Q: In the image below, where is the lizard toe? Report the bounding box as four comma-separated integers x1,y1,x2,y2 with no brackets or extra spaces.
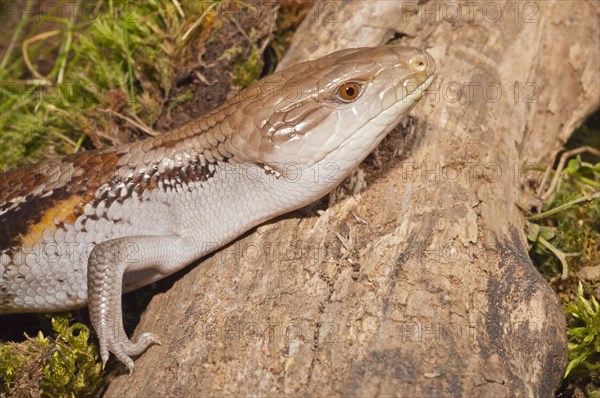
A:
123,332,162,357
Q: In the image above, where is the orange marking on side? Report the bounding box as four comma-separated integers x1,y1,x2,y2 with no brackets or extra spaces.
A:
20,195,83,247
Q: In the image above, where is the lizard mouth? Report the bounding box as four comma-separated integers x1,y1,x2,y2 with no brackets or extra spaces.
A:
392,74,435,113
386,73,434,117
409,74,435,101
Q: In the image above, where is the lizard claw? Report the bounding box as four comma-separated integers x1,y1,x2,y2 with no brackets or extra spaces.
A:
99,332,161,372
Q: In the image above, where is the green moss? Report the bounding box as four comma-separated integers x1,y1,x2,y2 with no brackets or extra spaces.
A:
0,0,218,169
525,114,600,395
0,315,102,397
564,282,600,378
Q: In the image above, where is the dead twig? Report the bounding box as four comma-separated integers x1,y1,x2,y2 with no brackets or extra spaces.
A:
21,30,61,82
538,146,600,206
99,108,159,137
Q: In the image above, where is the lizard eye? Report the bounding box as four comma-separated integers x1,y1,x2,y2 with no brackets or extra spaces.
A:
336,82,362,102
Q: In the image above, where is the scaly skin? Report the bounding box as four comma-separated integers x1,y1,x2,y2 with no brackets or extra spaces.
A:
0,45,435,371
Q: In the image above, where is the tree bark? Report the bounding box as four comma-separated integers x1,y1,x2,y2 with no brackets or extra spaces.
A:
105,1,599,396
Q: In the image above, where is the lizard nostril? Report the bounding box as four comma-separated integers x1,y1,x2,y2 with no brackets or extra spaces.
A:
410,55,428,72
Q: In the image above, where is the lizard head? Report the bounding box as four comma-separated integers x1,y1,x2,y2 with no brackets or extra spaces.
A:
226,45,435,177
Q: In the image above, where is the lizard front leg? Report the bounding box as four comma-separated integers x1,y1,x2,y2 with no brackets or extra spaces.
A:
87,235,187,372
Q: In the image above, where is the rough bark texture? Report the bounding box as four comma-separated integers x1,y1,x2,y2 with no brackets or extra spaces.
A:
105,1,599,396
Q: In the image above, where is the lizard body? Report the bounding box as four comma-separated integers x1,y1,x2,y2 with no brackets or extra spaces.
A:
0,45,435,370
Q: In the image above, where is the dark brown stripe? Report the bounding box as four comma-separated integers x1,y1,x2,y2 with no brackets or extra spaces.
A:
1,149,123,253
0,187,74,253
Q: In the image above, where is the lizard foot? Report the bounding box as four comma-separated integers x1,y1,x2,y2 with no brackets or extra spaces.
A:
87,235,181,371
